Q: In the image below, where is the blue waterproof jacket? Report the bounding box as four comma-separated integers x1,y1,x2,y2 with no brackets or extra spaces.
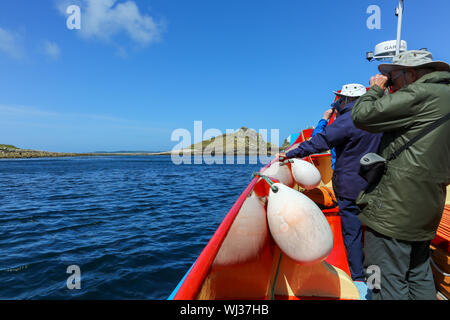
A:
312,119,336,170
286,101,382,200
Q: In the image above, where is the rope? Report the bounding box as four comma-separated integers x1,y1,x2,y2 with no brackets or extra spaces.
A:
300,130,319,178
270,252,283,300
302,130,330,188
252,172,279,193
279,159,293,166
288,130,330,189
300,130,306,144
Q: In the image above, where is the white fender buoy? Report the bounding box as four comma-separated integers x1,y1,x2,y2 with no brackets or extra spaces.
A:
262,161,294,188
290,159,321,190
267,183,333,264
214,194,268,266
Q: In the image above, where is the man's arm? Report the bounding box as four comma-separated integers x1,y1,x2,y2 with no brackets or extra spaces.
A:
286,118,347,159
312,119,328,136
352,85,421,133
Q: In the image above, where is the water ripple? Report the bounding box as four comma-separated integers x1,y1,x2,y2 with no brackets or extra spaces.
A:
0,156,262,299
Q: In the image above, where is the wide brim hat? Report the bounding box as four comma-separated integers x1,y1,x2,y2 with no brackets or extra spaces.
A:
378,50,450,74
333,83,367,98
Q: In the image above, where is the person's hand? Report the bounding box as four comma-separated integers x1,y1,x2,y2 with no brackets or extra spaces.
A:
323,109,334,121
370,74,389,90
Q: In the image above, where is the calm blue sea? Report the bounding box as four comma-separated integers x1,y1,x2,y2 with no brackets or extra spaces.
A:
0,156,263,299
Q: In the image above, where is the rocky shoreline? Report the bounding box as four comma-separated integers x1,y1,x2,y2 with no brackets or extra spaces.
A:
0,150,277,159
0,149,105,159
0,148,276,159
0,145,161,159
1,127,281,159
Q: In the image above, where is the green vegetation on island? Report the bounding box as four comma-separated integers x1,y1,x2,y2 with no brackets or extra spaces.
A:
184,127,279,155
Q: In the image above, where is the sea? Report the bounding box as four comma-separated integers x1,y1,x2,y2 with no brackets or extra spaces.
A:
0,156,265,299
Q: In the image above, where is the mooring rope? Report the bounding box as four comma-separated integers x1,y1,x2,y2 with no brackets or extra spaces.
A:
252,172,278,193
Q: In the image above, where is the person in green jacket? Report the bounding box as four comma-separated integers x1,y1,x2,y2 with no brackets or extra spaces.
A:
351,50,450,300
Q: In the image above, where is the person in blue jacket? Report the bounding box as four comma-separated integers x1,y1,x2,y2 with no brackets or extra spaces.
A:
311,107,338,171
277,84,382,281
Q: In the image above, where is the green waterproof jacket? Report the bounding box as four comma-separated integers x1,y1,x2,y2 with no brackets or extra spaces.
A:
351,71,450,241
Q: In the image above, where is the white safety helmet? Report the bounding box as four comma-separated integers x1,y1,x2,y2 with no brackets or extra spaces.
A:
333,83,366,98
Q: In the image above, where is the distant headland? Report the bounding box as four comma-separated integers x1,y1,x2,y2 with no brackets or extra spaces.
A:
0,144,163,159
0,144,100,159
1,127,288,159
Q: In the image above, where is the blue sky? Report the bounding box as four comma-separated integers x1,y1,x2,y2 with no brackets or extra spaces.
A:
0,0,449,152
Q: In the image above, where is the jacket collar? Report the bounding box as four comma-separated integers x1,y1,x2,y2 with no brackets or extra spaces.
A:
415,71,450,84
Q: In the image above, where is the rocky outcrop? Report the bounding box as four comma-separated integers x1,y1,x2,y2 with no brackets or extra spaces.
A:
176,127,279,155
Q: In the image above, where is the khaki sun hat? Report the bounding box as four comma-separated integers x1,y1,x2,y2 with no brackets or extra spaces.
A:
378,50,450,75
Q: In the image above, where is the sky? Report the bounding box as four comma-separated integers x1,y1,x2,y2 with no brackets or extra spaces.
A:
0,0,449,152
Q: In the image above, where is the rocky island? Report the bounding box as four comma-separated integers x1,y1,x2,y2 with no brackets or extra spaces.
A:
155,127,283,156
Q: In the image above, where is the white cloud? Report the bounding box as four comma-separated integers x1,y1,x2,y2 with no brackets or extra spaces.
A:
43,41,61,59
0,27,25,60
58,0,164,49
